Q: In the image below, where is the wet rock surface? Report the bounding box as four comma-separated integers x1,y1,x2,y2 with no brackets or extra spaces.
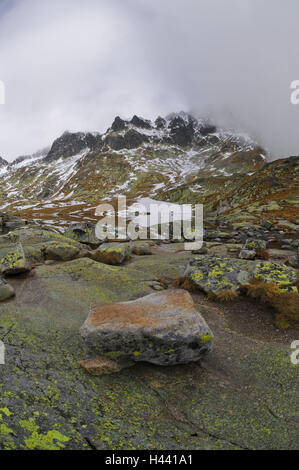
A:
0,198,299,450
0,216,298,449
0,248,298,450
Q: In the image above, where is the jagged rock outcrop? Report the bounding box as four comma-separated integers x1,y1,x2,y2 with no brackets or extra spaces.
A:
104,128,149,150
168,116,195,146
130,115,152,129
0,156,8,167
110,116,127,132
45,131,103,161
155,116,166,129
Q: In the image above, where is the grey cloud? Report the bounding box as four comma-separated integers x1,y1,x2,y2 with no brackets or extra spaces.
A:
0,0,298,160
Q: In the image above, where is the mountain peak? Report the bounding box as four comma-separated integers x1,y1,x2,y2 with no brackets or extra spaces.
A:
0,156,8,167
44,131,103,162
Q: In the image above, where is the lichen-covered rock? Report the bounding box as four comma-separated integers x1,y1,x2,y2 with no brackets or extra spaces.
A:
289,252,299,269
245,239,267,251
290,239,299,249
44,242,80,261
252,262,298,290
0,228,82,249
64,223,98,246
0,212,27,233
0,243,31,275
80,289,213,366
91,243,131,265
239,249,256,260
132,241,152,256
0,228,85,267
184,256,251,295
0,278,15,301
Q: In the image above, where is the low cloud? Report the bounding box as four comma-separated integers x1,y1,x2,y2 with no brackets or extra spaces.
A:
0,0,298,160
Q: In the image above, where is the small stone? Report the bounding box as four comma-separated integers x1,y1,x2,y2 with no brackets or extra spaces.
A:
261,219,272,230
132,241,152,256
239,249,256,260
291,239,299,249
0,278,15,301
191,242,208,255
78,356,134,376
289,253,299,269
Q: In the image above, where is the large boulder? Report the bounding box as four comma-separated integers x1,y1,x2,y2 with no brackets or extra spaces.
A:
239,249,256,260
64,223,98,246
184,255,298,296
80,289,213,366
290,239,299,249
289,252,299,269
184,256,251,295
0,243,31,275
0,227,81,248
91,243,131,265
44,242,80,261
245,239,267,251
0,228,85,266
252,262,298,290
0,212,27,233
0,278,15,301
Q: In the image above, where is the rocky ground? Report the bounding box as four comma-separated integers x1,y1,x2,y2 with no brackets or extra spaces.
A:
0,214,298,450
0,113,298,450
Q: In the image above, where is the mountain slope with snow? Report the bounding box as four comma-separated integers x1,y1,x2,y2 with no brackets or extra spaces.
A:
2,112,296,229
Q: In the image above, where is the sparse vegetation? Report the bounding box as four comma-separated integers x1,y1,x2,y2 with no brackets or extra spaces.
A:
245,279,299,330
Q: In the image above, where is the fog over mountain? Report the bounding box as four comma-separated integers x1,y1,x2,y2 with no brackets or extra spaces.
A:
0,0,299,160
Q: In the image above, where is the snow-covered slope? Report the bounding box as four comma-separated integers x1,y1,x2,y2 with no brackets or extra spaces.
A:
0,113,269,226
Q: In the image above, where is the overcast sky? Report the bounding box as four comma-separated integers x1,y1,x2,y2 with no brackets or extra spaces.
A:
0,0,299,161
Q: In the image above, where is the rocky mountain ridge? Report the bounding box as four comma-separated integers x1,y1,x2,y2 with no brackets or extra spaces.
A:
0,112,273,228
